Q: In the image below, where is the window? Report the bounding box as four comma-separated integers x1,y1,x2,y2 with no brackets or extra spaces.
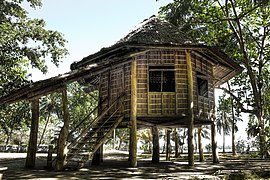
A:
197,72,208,97
149,66,175,92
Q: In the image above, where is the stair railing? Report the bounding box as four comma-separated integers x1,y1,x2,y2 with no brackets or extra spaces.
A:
68,92,126,149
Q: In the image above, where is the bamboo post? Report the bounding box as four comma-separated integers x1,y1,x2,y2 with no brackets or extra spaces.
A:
198,127,204,162
56,88,69,171
152,126,160,163
129,57,137,167
186,50,194,166
25,98,39,168
211,122,219,163
166,129,171,161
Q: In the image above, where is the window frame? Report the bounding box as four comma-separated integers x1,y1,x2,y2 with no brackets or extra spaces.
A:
196,71,209,98
148,66,176,93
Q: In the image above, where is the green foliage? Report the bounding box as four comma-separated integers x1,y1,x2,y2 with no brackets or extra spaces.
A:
0,0,68,96
0,101,30,145
159,0,270,156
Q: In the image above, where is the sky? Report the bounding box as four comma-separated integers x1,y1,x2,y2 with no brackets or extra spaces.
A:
26,0,173,81
25,0,249,148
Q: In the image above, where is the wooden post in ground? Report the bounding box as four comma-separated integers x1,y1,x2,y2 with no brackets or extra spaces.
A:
129,57,137,167
92,131,103,165
198,127,204,162
152,126,160,163
25,98,39,168
186,50,194,166
47,144,54,169
174,129,179,158
211,122,219,163
166,129,171,161
56,88,69,171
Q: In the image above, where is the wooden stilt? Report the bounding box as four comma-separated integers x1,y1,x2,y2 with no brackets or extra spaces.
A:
152,126,160,163
211,122,219,163
56,88,69,171
25,98,39,168
198,127,204,162
129,57,137,167
92,131,103,165
166,129,171,161
186,50,194,166
174,129,179,158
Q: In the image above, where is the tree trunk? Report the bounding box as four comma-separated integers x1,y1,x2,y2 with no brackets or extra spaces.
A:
186,50,194,166
152,126,160,163
56,89,69,171
198,127,204,162
166,129,171,161
25,98,39,168
211,122,219,163
129,57,137,167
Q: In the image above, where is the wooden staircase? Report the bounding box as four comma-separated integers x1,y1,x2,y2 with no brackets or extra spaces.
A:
65,93,126,169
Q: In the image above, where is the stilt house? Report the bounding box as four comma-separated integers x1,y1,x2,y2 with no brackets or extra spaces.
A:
0,16,242,169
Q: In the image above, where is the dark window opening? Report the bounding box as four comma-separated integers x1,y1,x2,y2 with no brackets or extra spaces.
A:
197,72,208,97
149,66,175,92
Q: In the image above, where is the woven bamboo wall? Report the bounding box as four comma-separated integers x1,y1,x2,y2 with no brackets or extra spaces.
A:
99,48,215,122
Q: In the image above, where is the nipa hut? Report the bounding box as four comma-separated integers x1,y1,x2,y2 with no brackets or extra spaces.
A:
0,16,242,170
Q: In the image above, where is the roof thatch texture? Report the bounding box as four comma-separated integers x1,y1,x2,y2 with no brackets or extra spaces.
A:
116,15,193,45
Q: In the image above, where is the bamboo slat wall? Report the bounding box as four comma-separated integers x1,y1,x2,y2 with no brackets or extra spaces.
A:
99,48,215,122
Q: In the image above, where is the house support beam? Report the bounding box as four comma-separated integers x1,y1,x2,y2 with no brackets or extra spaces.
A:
211,122,219,163
25,98,39,168
186,50,195,166
152,126,160,163
92,131,104,165
166,129,171,161
129,57,137,167
198,127,204,162
56,88,70,171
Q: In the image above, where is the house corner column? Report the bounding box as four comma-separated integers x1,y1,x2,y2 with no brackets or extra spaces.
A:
130,57,137,167
186,50,194,166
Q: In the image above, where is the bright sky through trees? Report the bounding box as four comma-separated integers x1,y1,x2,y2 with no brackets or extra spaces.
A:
25,0,173,81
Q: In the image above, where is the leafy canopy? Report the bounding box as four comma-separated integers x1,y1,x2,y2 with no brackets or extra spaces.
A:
0,0,68,95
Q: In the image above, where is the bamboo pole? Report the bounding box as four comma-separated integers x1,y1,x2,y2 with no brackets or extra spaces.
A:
186,50,194,166
198,127,204,162
129,58,137,167
152,126,160,163
25,98,39,168
56,88,69,171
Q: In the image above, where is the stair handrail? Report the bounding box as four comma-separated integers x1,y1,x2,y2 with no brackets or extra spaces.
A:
68,92,126,148
68,97,108,139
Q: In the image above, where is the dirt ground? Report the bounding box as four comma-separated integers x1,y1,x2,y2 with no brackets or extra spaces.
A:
0,151,270,180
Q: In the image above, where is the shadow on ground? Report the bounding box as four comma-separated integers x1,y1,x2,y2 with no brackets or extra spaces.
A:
1,152,270,179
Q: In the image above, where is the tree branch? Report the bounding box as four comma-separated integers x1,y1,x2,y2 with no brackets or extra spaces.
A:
217,86,257,114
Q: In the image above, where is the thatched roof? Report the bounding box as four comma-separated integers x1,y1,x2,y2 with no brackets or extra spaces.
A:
71,15,196,69
117,15,193,45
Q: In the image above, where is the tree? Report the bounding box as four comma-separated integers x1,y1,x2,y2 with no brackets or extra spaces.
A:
216,92,232,153
159,0,270,158
0,0,68,96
